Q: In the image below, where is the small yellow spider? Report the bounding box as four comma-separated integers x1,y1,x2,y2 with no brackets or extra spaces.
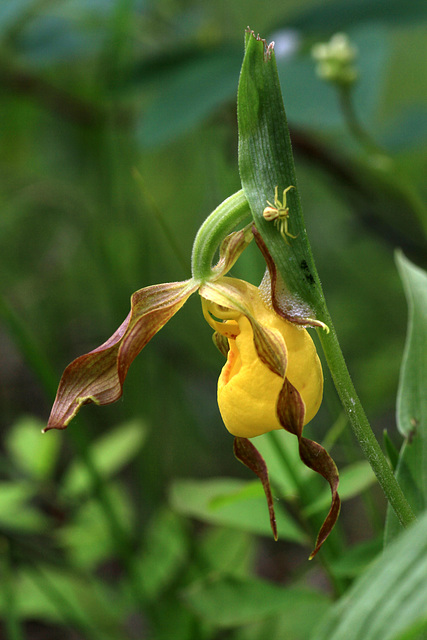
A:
263,185,297,244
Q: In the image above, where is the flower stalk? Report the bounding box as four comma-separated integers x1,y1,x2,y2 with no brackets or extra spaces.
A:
191,189,251,281
317,318,417,529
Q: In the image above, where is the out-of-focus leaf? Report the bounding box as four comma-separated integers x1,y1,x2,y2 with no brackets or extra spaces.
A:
288,0,427,32
183,575,330,629
312,510,427,640
383,430,400,471
395,252,427,440
57,483,134,568
0,0,34,36
16,15,100,65
385,253,427,543
61,419,147,498
304,461,376,516
199,528,254,578
0,481,48,532
246,431,302,498
231,591,331,640
329,538,382,579
169,477,306,543
6,415,60,481
0,565,122,638
381,107,427,151
137,47,242,147
135,508,189,600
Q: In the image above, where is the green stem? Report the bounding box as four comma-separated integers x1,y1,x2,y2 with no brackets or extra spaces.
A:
318,313,417,529
191,189,251,280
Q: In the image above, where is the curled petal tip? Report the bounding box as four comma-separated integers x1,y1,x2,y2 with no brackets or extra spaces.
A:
46,280,197,431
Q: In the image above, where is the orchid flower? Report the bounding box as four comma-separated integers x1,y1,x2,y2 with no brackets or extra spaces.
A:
45,208,339,558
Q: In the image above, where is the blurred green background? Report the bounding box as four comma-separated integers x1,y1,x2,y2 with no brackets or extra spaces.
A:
0,1,426,638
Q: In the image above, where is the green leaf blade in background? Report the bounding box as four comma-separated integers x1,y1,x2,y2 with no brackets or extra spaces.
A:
312,510,427,640
169,477,306,543
395,251,427,440
238,30,326,321
385,252,427,542
136,47,242,147
61,419,147,498
183,574,331,632
6,415,60,481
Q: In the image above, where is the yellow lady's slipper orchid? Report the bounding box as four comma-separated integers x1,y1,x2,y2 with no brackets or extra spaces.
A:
211,282,323,438
45,224,338,559
200,277,323,438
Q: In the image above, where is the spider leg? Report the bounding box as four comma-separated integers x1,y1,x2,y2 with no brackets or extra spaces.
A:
282,185,295,208
283,218,298,240
279,220,291,245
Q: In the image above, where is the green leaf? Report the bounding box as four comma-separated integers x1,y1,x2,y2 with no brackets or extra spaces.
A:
57,483,134,569
253,431,304,498
395,252,427,440
238,30,326,322
0,565,122,638
329,538,383,579
169,477,306,543
312,510,427,640
0,481,48,532
199,528,254,578
183,575,330,629
6,415,60,481
135,508,189,601
137,47,242,147
386,253,427,542
61,419,147,497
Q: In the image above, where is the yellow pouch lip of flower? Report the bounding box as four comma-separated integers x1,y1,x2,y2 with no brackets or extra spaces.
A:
217,301,323,439
218,319,285,438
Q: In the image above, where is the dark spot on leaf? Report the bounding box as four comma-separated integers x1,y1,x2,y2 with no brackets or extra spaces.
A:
300,259,315,285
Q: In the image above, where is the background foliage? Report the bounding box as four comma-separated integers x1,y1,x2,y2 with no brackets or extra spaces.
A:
0,1,426,638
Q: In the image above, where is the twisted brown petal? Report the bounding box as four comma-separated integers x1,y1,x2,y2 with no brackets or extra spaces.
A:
277,378,340,558
45,280,198,431
234,436,277,540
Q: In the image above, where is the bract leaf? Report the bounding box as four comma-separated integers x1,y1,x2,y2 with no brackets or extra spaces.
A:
238,30,327,324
